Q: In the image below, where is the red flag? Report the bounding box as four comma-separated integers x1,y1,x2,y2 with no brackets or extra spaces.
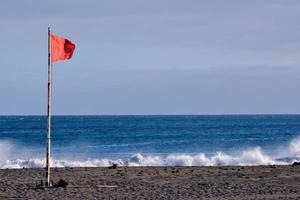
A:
50,34,75,63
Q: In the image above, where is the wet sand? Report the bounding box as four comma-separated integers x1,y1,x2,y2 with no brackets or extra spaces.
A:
1,165,300,199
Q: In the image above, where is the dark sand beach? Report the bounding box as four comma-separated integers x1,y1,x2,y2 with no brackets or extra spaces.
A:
1,165,300,199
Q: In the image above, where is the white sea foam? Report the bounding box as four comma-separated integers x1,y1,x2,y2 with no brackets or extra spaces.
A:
1,137,300,169
2,158,125,169
0,140,13,162
289,136,300,158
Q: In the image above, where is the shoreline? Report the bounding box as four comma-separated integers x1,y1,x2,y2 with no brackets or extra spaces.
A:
1,165,300,199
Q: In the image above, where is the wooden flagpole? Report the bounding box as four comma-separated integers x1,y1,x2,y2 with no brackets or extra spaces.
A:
46,26,52,186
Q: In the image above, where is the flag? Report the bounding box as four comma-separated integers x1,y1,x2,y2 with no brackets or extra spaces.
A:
50,34,76,63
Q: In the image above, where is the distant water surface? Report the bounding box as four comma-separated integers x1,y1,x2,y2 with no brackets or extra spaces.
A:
0,115,300,168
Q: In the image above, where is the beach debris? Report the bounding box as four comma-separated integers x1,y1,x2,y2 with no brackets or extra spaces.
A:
108,163,118,169
35,180,45,189
292,162,300,166
96,185,118,188
53,179,68,188
35,180,54,189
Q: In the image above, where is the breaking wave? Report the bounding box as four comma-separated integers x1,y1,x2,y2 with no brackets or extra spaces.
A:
1,137,300,169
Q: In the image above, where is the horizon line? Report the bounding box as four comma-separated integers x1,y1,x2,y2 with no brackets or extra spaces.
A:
1,114,300,116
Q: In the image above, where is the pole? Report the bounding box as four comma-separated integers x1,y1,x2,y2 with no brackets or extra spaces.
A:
46,26,52,186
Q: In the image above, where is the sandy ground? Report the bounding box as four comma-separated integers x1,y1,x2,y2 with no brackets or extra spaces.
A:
1,165,300,199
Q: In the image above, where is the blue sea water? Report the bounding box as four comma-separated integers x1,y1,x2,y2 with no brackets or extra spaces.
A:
1,115,300,168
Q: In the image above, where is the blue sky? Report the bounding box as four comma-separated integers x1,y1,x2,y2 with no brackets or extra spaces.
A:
1,0,300,114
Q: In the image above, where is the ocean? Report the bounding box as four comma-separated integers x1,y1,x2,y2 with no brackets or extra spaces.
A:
0,115,300,168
